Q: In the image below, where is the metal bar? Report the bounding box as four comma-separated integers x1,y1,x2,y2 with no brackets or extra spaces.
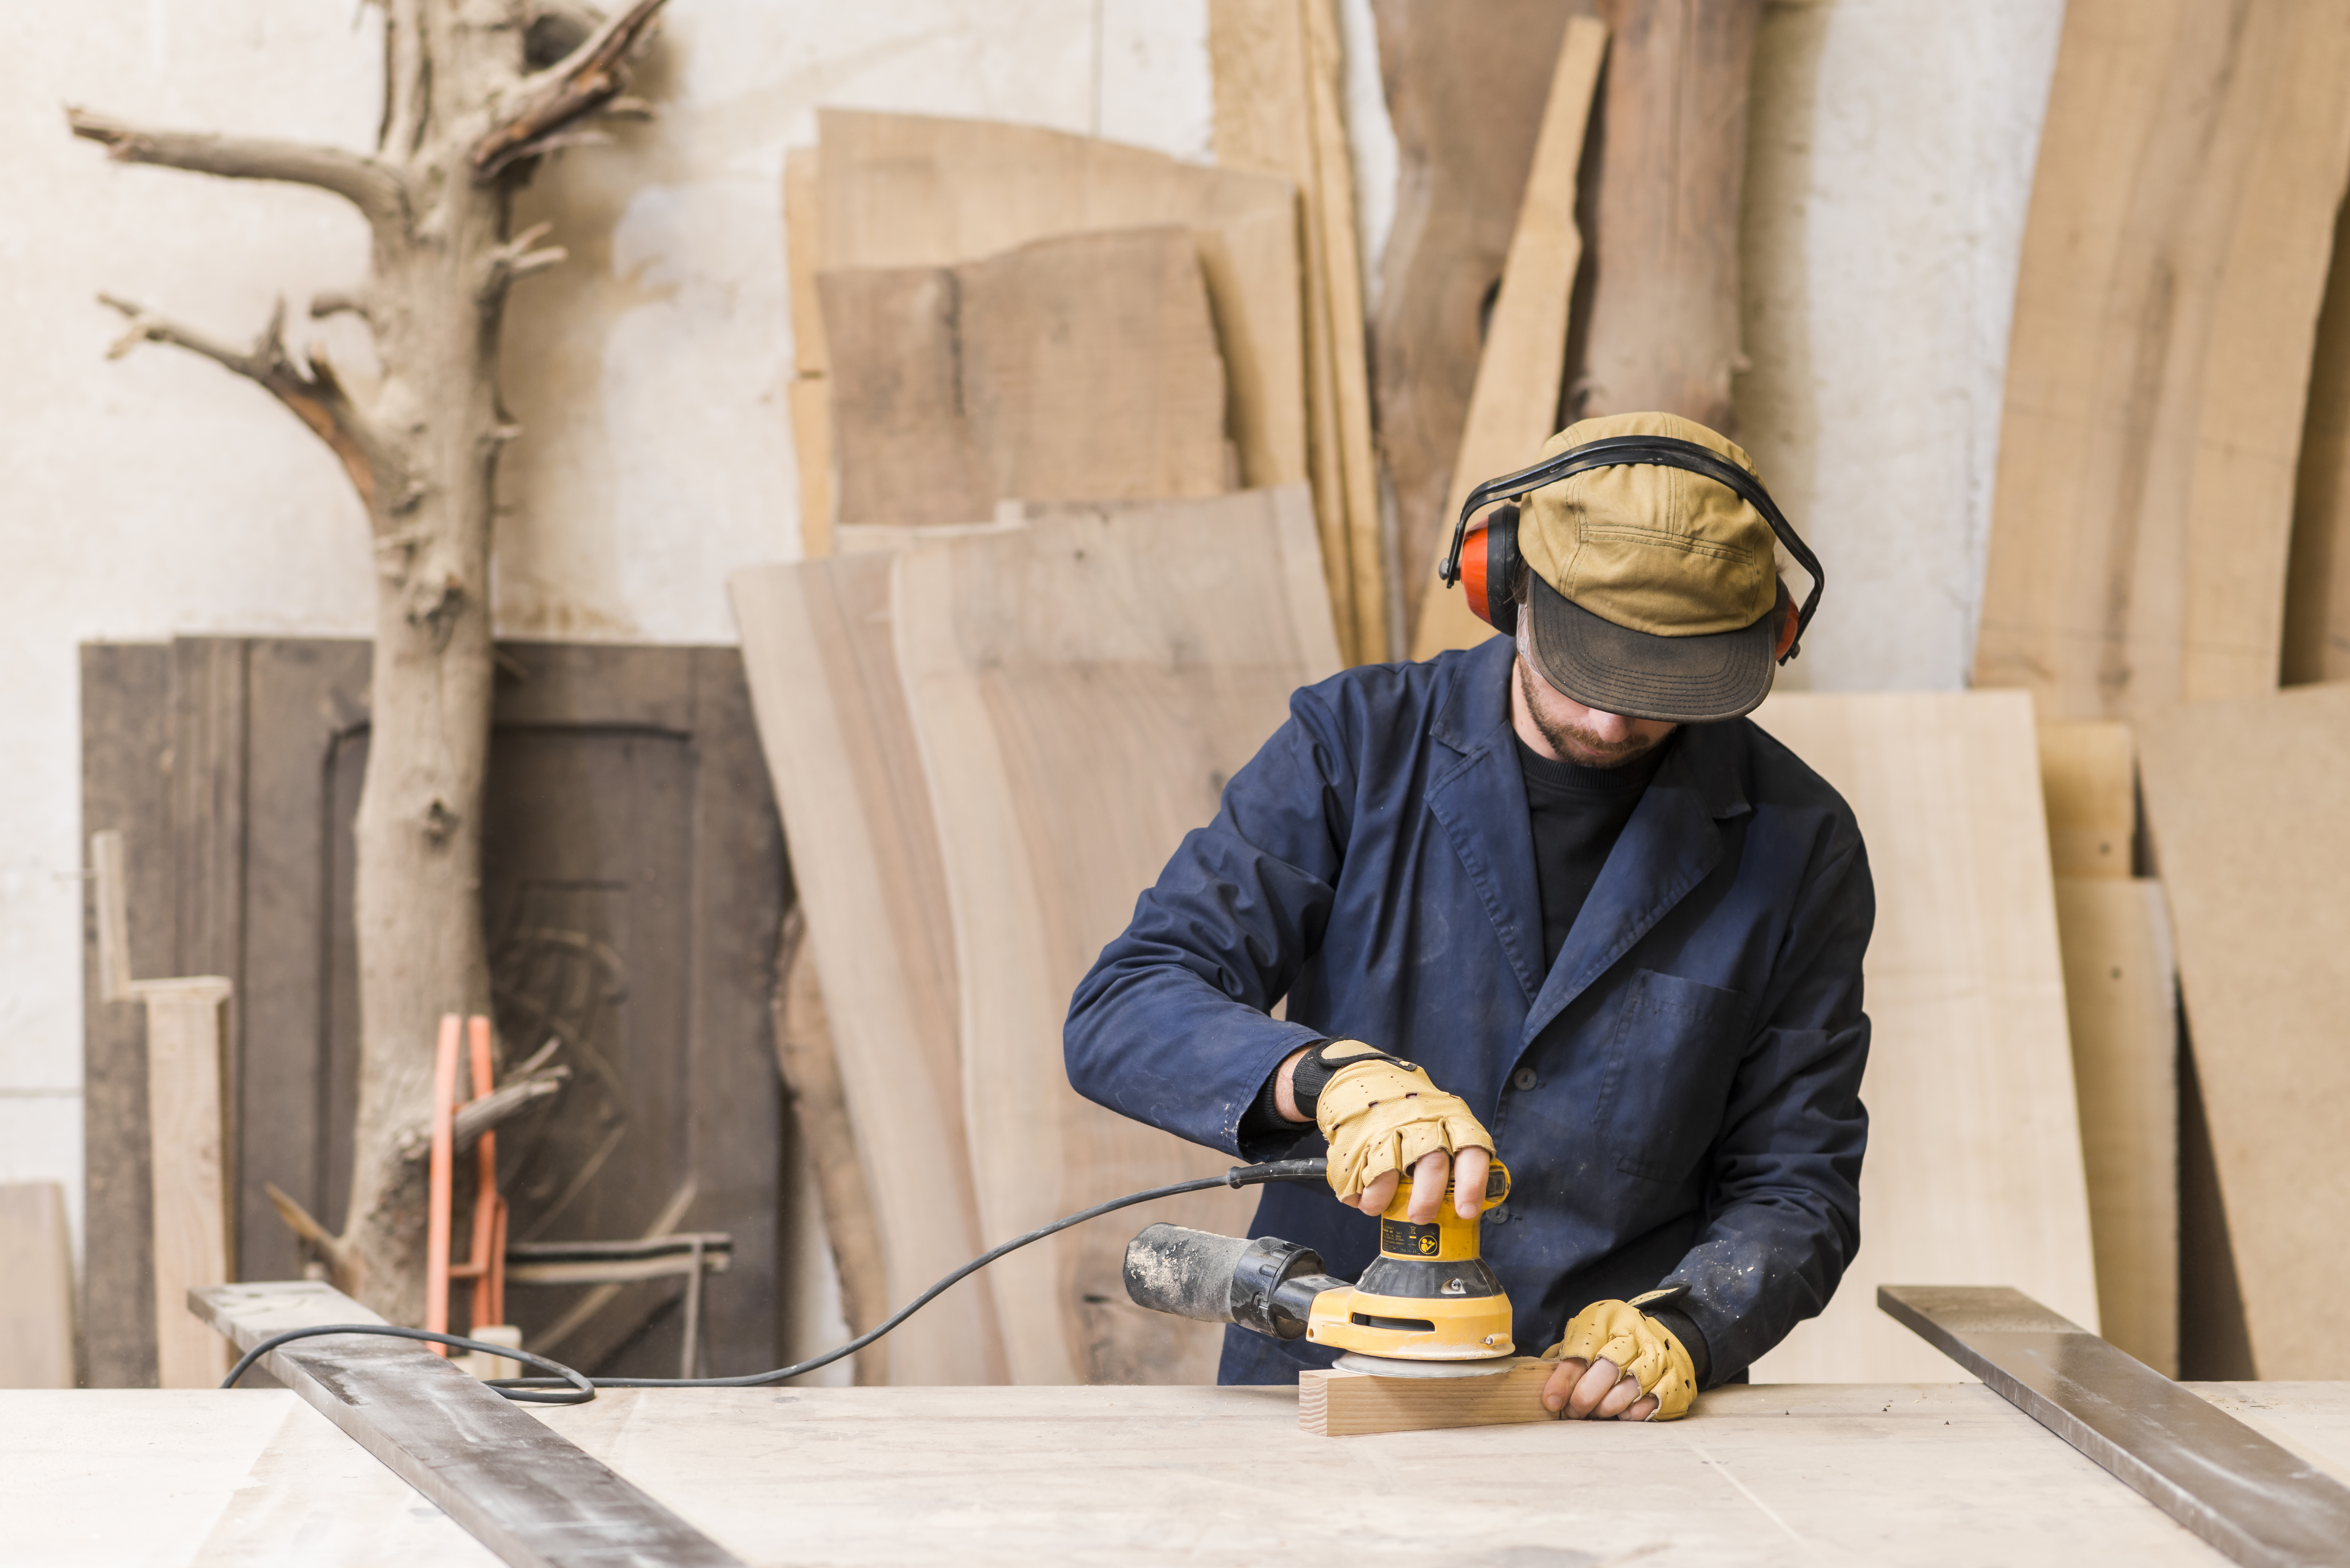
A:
1880,1285,2350,1568
196,1281,742,1568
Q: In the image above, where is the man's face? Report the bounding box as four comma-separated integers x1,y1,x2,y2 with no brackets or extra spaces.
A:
1514,651,1678,769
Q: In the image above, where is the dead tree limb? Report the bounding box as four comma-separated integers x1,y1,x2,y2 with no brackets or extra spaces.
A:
66,108,409,240
472,0,668,180
75,0,670,1327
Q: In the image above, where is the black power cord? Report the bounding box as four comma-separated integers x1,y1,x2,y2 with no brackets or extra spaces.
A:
223,1156,1330,1403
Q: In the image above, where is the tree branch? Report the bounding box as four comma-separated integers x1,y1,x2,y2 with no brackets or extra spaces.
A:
265,1181,352,1270
99,294,393,513
469,0,668,182
67,107,408,239
478,221,569,309
394,1063,572,1163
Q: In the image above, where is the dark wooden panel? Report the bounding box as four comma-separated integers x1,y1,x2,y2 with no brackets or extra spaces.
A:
79,643,171,1387
85,638,791,1383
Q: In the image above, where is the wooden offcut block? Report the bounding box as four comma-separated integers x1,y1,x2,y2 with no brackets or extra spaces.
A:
0,1183,75,1388
1300,1359,1559,1437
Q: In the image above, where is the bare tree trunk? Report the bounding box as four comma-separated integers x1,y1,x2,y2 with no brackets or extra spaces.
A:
73,0,667,1323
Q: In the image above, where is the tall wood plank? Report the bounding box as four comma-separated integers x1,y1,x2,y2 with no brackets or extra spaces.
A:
821,229,1230,529
784,147,835,559
1976,0,2350,718
814,109,1306,516
192,1281,742,1568
139,979,233,1389
1746,691,2100,1383
0,1183,76,1388
1370,0,1582,647
892,487,1339,1384
2138,681,2350,1377
1411,17,1609,659
1569,0,1761,428
80,642,170,1386
2054,878,2178,1377
1209,0,1385,662
2284,190,2350,686
2037,719,2137,878
728,559,1007,1385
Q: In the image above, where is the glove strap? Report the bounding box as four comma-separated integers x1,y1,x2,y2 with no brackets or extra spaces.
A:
1628,1284,1691,1313
1290,1039,1416,1121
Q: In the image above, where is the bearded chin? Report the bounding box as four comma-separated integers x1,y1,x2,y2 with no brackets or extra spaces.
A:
1514,652,1667,768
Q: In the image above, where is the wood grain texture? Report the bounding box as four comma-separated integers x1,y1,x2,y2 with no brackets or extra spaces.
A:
1370,0,1583,648
2138,681,2350,1377
1209,0,1385,662
820,229,1230,528
2054,878,2178,1377
772,908,888,1385
191,1281,742,1568
139,980,233,1390
2285,190,2350,686
0,1183,76,1388
20,1382,2350,1565
728,558,1007,1385
80,641,170,1387
1745,692,2099,1383
2037,719,2137,878
1976,0,2350,718
814,109,1305,502
1569,0,1760,429
1412,16,1609,659
892,487,1339,1384
1299,1359,1558,1436
784,147,835,559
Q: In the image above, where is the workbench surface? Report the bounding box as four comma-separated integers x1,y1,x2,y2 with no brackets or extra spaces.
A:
5,1380,2346,1566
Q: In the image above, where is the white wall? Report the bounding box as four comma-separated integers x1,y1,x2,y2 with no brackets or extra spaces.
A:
0,0,2060,1294
1738,0,2066,691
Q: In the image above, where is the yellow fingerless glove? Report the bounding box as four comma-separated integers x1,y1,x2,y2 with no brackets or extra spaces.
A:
1309,1041,1493,1204
1541,1290,1699,1421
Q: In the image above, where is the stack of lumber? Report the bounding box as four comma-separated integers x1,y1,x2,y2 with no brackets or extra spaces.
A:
733,486,1341,1385
2138,684,2350,1379
1745,692,2100,1384
1975,0,2350,717
1972,0,2350,1382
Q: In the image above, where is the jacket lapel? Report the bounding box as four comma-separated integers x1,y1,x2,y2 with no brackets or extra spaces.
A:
1520,720,1753,1043
1424,639,1546,1003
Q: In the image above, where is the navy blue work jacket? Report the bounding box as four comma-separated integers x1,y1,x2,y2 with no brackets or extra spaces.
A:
1064,634,1872,1385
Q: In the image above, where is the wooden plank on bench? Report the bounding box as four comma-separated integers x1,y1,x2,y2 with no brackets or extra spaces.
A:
190,1281,742,1568
1299,1358,1560,1436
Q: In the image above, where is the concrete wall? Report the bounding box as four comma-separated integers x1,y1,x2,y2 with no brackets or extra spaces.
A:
0,0,2061,1313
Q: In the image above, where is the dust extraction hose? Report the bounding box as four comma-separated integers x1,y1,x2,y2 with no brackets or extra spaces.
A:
222,1157,1330,1404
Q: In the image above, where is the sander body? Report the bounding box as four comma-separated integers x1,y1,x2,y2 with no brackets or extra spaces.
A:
1124,1160,1515,1375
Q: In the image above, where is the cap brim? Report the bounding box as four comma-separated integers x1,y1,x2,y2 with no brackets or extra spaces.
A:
1522,573,1777,723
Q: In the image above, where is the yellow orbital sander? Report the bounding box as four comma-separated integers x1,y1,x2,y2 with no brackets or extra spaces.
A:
1124,1158,1516,1376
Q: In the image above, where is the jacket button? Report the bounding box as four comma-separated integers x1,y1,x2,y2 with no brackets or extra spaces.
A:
1511,1068,1537,1091
1487,1207,1508,1226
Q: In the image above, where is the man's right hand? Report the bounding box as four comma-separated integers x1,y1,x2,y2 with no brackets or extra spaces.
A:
1278,1041,1493,1223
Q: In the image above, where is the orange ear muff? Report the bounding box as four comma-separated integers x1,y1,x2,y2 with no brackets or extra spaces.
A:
1460,504,1524,635
1771,578,1799,663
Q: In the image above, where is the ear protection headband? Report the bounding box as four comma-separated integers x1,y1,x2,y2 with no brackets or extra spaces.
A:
1438,434,1826,662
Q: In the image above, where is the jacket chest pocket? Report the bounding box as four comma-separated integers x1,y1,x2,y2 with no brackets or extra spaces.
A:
1594,969,1755,1185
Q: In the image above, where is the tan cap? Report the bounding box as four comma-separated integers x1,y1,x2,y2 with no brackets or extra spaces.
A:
1517,412,1786,722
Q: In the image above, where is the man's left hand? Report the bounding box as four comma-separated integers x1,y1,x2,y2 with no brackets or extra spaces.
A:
1538,1296,1698,1421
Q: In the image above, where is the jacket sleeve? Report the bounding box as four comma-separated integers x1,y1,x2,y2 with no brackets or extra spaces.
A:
1064,685,1356,1157
1663,821,1873,1383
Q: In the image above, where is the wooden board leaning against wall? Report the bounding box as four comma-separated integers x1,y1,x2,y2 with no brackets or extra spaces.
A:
1744,692,2099,1384
1410,15,1609,660
2038,719,2178,1378
729,559,1008,1387
892,486,1341,1385
1369,0,1583,649
1975,0,2350,718
800,112,1306,534
2138,682,2350,1380
1209,0,1385,661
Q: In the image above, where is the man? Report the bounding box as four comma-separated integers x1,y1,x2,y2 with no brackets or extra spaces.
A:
1065,411,1871,1421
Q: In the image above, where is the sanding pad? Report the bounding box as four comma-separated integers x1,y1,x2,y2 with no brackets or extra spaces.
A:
1333,1351,1518,1380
